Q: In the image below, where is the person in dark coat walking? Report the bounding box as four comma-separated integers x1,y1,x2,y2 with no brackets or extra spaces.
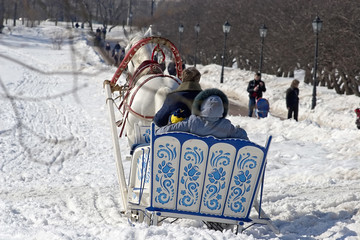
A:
167,60,177,76
167,59,186,76
114,43,121,54
102,27,107,40
153,67,202,127
105,42,111,56
247,72,266,117
119,48,125,62
286,79,300,121
113,52,119,66
95,28,101,45
156,88,248,140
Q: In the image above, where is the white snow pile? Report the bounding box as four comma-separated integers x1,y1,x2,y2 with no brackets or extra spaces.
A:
0,22,359,240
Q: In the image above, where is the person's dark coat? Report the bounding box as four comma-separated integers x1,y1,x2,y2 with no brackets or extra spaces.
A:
167,61,186,76
156,88,248,140
286,87,299,108
114,43,121,53
105,43,111,52
154,91,201,127
119,49,125,62
167,62,176,76
247,79,266,99
154,67,202,127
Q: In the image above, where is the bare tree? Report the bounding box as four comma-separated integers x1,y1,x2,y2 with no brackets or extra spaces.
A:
0,0,5,33
2,0,360,96
145,0,360,96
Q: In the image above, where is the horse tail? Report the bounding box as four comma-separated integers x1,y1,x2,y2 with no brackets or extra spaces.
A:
155,86,173,112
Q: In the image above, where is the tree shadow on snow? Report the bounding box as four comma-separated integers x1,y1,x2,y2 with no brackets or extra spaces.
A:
261,208,359,239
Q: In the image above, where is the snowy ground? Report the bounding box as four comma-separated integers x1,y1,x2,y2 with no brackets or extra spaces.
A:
0,22,360,240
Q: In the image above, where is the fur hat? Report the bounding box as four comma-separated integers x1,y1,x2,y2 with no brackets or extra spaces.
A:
172,67,202,92
182,67,201,83
192,88,229,118
200,95,224,118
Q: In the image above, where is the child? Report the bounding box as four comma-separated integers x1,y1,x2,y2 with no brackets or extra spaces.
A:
156,88,248,140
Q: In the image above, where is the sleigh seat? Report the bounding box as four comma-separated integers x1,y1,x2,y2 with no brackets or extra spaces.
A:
126,123,279,234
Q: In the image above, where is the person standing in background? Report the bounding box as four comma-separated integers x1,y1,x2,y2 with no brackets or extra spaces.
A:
247,72,266,117
286,79,300,121
105,42,111,56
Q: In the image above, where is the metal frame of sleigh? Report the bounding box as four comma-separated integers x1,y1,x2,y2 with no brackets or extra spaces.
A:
103,36,279,234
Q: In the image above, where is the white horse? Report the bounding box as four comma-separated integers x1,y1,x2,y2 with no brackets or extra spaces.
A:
113,32,183,148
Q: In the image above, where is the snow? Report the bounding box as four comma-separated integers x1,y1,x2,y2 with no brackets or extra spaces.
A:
1,22,360,240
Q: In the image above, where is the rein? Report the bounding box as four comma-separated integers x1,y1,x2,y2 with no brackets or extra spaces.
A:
117,60,165,116
109,36,184,138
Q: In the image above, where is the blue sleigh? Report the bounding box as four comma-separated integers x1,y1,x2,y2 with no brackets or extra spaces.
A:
125,124,279,234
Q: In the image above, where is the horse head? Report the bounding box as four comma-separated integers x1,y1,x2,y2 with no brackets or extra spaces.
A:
125,26,155,77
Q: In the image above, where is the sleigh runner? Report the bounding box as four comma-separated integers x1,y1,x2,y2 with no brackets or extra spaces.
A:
103,35,278,234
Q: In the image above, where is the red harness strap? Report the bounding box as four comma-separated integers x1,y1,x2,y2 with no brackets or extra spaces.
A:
151,44,166,62
110,37,184,85
117,60,163,115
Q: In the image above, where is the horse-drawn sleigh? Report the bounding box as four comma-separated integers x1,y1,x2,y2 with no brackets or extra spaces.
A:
103,34,279,234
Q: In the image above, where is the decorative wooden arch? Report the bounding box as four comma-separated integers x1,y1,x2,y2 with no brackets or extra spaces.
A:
110,36,183,84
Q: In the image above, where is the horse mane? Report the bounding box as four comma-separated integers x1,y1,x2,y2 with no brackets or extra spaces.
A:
125,32,154,77
143,25,153,37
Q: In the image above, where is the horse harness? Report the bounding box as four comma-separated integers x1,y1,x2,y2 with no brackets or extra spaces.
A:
116,61,181,137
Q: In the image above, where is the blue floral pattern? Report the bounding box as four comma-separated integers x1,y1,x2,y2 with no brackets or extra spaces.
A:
136,153,150,184
154,143,177,205
183,146,204,165
179,146,204,207
150,132,267,220
227,152,257,213
210,150,231,167
203,149,231,211
143,128,151,143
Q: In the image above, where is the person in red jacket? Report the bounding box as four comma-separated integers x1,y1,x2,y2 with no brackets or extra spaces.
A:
355,108,360,129
247,73,266,117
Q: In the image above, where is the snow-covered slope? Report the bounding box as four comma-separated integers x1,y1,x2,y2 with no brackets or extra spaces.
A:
0,23,359,240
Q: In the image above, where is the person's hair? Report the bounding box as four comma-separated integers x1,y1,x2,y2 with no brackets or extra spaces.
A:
291,79,300,88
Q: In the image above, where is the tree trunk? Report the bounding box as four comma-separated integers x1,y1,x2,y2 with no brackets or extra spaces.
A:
288,71,294,78
0,0,5,33
330,70,343,94
323,67,333,89
339,71,353,95
349,75,360,96
319,68,326,86
13,2,17,26
304,65,312,84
